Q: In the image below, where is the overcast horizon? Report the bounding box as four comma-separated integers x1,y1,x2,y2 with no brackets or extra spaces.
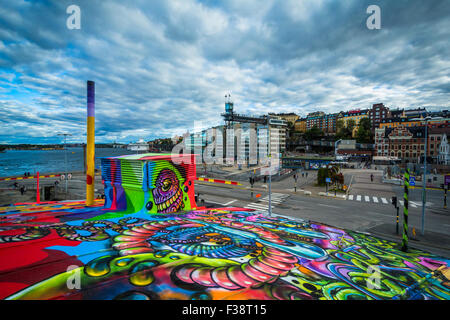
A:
1,0,449,144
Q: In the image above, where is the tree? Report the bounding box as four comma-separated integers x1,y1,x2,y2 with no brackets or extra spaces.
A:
355,118,373,143
304,126,324,141
347,119,356,133
335,119,354,140
357,118,371,143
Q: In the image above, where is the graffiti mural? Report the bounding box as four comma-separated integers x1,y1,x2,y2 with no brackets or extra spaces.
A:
0,153,448,300
100,154,196,215
0,204,449,300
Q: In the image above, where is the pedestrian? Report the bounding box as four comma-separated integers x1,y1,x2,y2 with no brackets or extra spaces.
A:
370,174,374,182
20,185,24,195
264,175,267,183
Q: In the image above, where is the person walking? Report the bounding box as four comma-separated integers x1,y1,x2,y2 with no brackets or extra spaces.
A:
20,185,25,195
370,173,374,182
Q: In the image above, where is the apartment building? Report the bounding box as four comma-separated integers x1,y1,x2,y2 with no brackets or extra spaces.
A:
368,103,390,132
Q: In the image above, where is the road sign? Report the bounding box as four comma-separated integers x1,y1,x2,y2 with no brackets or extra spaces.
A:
326,178,332,183
409,176,415,186
445,175,450,186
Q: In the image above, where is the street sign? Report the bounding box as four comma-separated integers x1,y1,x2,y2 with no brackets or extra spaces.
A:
445,175,450,186
409,176,415,186
326,178,332,183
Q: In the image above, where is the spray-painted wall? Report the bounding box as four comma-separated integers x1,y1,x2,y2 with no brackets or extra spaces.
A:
101,153,197,215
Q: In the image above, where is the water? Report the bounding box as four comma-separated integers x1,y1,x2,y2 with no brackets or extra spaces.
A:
0,148,137,177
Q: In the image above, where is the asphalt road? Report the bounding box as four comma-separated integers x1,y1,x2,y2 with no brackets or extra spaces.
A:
195,180,450,257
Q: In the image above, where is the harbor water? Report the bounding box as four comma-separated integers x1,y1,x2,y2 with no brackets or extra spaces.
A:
0,148,136,177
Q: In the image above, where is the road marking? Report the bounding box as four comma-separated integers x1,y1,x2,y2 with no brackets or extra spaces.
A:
365,196,370,202
245,203,273,210
399,200,404,206
205,199,237,206
204,200,225,205
318,203,340,209
348,195,354,200
356,195,362,201
381,198,388,204
373,196,378,203
368,211,392,217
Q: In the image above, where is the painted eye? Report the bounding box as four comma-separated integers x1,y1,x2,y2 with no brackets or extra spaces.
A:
162,179,171,191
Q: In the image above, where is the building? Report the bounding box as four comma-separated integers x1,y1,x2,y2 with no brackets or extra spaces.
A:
379,117,424,129
337,109,369,137
376,120,450,164
368,103,390,132
306,112,325,130
305,112,338,134
429,109,449,118
294,118,307,133
438,133,449,165
127,139,149,152
402,107,427,119
268,116,287,155
428,122,450,163
269,113,299,126
335,140,374,160
374,126,426,163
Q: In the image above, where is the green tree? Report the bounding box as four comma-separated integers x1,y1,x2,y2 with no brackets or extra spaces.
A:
335,119,354,140
304,126,324,141
347,119,356,133
355,118,373,143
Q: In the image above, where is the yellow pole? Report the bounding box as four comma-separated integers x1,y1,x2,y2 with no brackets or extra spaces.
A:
86,80,95,206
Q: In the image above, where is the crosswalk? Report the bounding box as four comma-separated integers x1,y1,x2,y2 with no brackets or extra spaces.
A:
347,195,432,208
245,193,289,211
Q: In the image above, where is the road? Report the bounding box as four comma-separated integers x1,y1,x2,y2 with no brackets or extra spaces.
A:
195,180,450,257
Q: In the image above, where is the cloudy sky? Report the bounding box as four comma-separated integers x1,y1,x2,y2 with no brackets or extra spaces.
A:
0,0,449,144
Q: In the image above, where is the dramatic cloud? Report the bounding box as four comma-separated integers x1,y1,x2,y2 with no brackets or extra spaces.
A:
0,0,449,144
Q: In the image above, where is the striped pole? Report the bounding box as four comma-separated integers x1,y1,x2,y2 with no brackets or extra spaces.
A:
86,80,95,206
401,169,409,252
195,177,242,185
0,174,61,181
36,171,40,203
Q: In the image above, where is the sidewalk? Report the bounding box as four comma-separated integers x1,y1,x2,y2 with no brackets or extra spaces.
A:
367,223,450,258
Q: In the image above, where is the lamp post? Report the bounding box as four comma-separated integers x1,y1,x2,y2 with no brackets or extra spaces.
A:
57,133,72,195
268,157,272,216
412,116,438,236
421,118,430,235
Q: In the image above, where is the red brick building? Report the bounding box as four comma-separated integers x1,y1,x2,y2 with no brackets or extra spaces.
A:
375,121,450,164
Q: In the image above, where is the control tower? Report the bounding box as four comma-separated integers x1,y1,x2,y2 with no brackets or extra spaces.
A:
221,94,268,128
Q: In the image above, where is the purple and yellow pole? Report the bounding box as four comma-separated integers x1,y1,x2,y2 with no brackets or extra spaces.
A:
86,80,95,206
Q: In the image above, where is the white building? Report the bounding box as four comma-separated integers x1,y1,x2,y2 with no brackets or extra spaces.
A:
438,133,450,165
127,139,149,152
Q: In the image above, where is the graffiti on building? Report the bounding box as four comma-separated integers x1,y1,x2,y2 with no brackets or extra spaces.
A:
100,154,196,215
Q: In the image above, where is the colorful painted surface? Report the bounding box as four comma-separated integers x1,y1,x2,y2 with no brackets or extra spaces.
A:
0,202,448,300
101,153,197,215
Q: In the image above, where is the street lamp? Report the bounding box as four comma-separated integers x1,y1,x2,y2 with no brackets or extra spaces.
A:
411,116,439,236
335,139,342,158
58,133,72,195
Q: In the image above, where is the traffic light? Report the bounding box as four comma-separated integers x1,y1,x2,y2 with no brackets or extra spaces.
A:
391,196,397,207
